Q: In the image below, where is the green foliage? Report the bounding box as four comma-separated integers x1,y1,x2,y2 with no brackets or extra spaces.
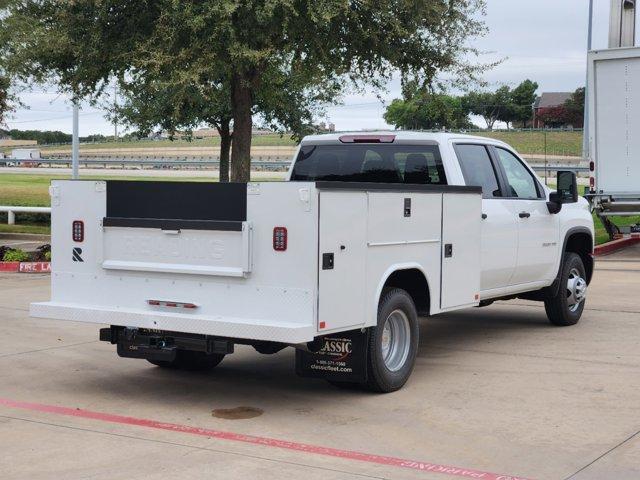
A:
44,250,51,261
2,0,488,181
504,80,538,127
562,87,585,127
463,80,538,129
3,248,29,262
0,74,12,126
384,92,472,130
8,129,71,144
463,86,511,130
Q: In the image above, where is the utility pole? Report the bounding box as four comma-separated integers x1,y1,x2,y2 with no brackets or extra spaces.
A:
72,103,79,180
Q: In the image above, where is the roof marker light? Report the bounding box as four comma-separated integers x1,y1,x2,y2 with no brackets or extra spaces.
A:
339,135,396,144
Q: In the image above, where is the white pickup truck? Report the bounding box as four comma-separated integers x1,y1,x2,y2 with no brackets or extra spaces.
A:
31,132,595,392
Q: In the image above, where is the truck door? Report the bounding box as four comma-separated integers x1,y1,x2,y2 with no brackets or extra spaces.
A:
454,144,519,291
317,191,367,333
492,147,560,284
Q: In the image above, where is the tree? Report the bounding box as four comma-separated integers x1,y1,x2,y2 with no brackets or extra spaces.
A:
537,106,569,128
563,87,585,128
504,79,538,128
3,0,487,181
384,92,472,130
0,75,12,126
463,86,511,130
114,75,235,182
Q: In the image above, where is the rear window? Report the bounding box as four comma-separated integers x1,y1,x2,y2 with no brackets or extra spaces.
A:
290,144,447,185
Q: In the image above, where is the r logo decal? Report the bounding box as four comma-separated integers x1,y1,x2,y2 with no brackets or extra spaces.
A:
72,247,84,262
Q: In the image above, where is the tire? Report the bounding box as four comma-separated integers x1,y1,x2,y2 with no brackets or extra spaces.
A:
148,350,225,371
544,252,588,326
364,288,419,393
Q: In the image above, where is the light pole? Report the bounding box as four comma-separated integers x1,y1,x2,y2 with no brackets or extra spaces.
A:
72,102,79,180
582,0,594,162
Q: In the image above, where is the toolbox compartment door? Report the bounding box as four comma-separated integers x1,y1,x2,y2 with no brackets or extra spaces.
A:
440,192,481,310
317,191,368,332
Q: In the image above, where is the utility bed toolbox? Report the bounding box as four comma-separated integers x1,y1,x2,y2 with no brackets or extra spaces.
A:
31,180,481,344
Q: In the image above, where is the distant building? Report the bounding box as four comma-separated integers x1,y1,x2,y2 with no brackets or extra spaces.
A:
533,92,573,128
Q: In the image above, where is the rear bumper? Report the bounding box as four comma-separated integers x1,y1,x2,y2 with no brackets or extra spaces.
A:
30,301,316,344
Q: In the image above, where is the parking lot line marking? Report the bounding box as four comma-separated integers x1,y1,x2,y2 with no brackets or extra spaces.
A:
0,397,532,480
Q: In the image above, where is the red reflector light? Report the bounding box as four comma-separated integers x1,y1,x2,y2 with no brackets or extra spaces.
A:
339,135,395,144
147,300,198,309
273,227,287,251
590,177,595,192
72,220,84,242
589,161,595,172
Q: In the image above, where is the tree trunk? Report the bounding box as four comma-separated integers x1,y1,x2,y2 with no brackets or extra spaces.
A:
217,120,231,183
230,75,252,182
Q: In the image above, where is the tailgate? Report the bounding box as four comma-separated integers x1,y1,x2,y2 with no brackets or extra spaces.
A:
32,180,319,343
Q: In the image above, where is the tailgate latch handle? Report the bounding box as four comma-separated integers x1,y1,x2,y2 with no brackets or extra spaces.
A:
162,229,181,235
322,253,334,270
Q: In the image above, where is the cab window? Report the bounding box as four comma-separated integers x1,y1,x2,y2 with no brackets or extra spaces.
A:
454,144,502,198
290,144,447,185
495,148,542,199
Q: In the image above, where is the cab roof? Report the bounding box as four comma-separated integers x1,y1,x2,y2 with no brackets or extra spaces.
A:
300,131,510,148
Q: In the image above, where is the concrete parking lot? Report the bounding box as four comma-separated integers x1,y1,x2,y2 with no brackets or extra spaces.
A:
1,246,639,480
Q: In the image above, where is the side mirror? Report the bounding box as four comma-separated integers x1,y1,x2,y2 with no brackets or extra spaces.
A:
547,171,578,214
557,170,579,203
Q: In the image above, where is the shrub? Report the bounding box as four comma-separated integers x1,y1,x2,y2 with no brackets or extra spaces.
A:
3,249,30,262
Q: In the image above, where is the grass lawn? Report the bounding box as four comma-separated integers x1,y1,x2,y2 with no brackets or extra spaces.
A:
4,131,583,158
0,173,228,207
0,223,50,235
33,134,298,153
475,131,583,157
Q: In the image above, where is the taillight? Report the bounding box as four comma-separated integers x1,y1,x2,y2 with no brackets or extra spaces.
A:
273,227,287,251
72,220,84,242
590,177,595,192
589,161,595,172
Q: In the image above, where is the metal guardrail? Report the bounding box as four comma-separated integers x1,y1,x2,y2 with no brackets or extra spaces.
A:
0,157,589,174
0,206,51,225
0,157,292,171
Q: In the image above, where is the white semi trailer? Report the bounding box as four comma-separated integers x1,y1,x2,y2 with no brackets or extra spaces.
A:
588,47,640,235
586,0,640,236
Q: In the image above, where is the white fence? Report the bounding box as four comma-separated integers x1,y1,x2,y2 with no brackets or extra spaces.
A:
0,206,51,225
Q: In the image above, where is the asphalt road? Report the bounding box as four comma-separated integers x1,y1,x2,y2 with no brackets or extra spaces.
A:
1,246,639,480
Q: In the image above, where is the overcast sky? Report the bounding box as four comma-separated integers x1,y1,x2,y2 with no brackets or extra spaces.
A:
4,0,625,135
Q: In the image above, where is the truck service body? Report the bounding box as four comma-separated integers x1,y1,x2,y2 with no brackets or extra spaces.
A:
31,132,595,392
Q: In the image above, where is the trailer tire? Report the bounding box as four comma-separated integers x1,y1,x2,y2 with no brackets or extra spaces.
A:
148,350,225,371
365,288,419,393
545,252,587,326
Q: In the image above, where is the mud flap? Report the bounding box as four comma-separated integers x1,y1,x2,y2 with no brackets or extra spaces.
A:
295,329,369,383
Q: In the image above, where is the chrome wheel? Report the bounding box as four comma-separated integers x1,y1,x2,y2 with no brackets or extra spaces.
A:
380,309,411,372
566,268,587,313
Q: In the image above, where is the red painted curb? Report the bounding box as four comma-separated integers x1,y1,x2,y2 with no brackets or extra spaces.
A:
594,237,640,256
0,262,20,272
0,397,534,480
0,261,50,273
18,262,51,273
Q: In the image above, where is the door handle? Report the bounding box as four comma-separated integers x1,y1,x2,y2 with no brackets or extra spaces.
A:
481,213,488,220
519,212,531,219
